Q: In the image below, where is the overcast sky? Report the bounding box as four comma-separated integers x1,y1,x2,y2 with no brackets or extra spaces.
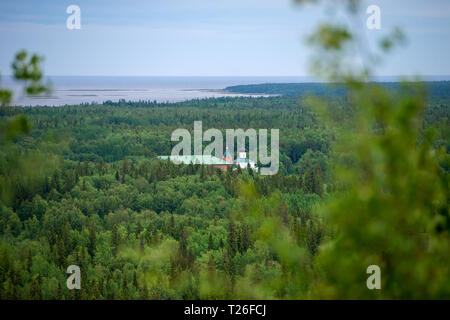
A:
1,0,449,76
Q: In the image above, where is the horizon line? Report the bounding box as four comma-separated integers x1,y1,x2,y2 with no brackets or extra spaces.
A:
3,74,450,78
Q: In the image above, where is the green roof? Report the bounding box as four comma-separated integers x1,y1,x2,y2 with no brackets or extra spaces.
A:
235,158,257,163
158,155,230,165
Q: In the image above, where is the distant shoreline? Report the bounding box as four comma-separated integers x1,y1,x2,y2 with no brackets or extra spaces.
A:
4,78,450,107
223,81,450,97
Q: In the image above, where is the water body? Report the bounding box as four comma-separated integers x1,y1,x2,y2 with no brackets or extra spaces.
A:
3,76,310,107
3,75,449,107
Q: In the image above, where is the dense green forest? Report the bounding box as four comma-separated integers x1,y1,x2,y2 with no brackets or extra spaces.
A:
225,81,450,100
0,88,448,299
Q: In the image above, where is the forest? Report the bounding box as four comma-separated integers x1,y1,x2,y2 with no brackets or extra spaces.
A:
225,81,450,99
0,86,448,299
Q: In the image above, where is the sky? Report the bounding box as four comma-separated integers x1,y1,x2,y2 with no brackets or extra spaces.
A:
0,0,450,77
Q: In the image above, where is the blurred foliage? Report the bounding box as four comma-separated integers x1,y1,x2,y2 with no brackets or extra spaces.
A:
1,50,49,142
0,115,31,145
11,50,48,96
0,87,13,107
0,51,52,215
312,80,449,299
292,0,450,299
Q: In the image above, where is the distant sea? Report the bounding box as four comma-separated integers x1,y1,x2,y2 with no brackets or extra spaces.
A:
3,75,450,107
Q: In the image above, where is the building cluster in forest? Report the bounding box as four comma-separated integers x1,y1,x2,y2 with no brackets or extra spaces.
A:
158,146,258,172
